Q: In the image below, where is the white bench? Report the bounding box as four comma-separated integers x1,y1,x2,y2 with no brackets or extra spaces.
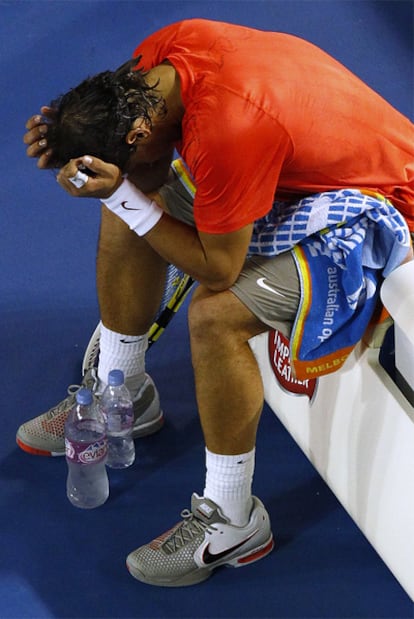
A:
250,261,414,601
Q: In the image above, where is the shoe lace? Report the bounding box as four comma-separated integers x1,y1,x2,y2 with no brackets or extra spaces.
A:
163,509,217,554
44,368,99,420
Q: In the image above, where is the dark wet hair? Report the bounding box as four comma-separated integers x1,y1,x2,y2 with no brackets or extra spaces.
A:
46,57,166,171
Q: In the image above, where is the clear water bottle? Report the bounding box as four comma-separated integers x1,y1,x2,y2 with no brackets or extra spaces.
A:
100,370,135,469
65,388,109,509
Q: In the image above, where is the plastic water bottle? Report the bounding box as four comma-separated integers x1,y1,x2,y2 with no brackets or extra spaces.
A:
100,370,135,469
65,388,109,508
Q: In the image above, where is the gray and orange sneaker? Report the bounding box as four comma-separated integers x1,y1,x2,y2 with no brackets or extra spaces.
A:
126,494,274,587
16,368,163,456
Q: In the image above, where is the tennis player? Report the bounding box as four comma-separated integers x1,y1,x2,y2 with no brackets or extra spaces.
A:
21,19,413,586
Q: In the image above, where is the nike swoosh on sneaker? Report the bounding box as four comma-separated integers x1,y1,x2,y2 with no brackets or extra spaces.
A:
256,277,285,298
121,201,142,211
201,530,258,565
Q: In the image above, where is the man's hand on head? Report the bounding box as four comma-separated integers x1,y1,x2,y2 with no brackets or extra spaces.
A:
23,106,56,169
57,156,124,200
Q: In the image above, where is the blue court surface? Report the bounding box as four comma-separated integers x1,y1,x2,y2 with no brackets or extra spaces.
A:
1,1,413,617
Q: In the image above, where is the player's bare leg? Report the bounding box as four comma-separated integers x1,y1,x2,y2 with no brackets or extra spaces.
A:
125,286,274,585
188,285,267,455
97,205,168,335
16,206,167,456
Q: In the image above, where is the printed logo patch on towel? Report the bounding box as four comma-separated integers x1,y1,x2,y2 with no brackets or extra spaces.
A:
268,329,317,401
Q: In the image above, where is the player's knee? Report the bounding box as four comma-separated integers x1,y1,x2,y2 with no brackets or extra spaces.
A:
188,286,227,341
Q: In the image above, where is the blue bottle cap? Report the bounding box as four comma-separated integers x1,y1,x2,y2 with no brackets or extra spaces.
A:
108,369,125,386
76,388,93,406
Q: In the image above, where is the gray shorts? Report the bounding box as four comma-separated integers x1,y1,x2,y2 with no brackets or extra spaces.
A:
159,178,300,337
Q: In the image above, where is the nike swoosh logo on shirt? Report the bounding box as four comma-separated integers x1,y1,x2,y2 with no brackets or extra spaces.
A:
201,530,258,565
256,277,285,298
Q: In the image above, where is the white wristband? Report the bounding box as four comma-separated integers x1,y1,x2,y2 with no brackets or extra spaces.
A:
101,179,163,236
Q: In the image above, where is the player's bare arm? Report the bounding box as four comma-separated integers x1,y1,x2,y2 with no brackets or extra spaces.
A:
145,218,253,291
58,155,252,291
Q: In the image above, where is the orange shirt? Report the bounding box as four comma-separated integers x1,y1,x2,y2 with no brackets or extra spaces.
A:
133,19,414,234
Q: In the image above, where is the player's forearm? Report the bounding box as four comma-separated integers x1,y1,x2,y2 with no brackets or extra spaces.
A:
144,214,239,291
101,176,249,290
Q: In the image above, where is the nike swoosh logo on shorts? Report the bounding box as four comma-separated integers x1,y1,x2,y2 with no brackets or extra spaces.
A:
201,530,258,565
256,277,285,298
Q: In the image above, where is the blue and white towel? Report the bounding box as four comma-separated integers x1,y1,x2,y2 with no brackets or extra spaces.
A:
249,189,411,378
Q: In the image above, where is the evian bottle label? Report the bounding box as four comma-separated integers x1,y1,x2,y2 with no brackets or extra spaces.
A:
65,438,107,464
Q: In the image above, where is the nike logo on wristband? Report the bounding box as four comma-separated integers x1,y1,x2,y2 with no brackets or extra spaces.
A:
256,277,285,298
201,530,258,565
121,201,142,211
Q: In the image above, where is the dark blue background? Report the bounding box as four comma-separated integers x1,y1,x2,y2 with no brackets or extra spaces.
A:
1,1,413,617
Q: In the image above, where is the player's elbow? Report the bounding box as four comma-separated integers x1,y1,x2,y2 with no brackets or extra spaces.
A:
197,225,251,292
204,280,231,292
202,267,240,292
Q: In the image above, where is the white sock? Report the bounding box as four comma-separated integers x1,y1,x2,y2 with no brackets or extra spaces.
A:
203,447,255,526
98,322,148,396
